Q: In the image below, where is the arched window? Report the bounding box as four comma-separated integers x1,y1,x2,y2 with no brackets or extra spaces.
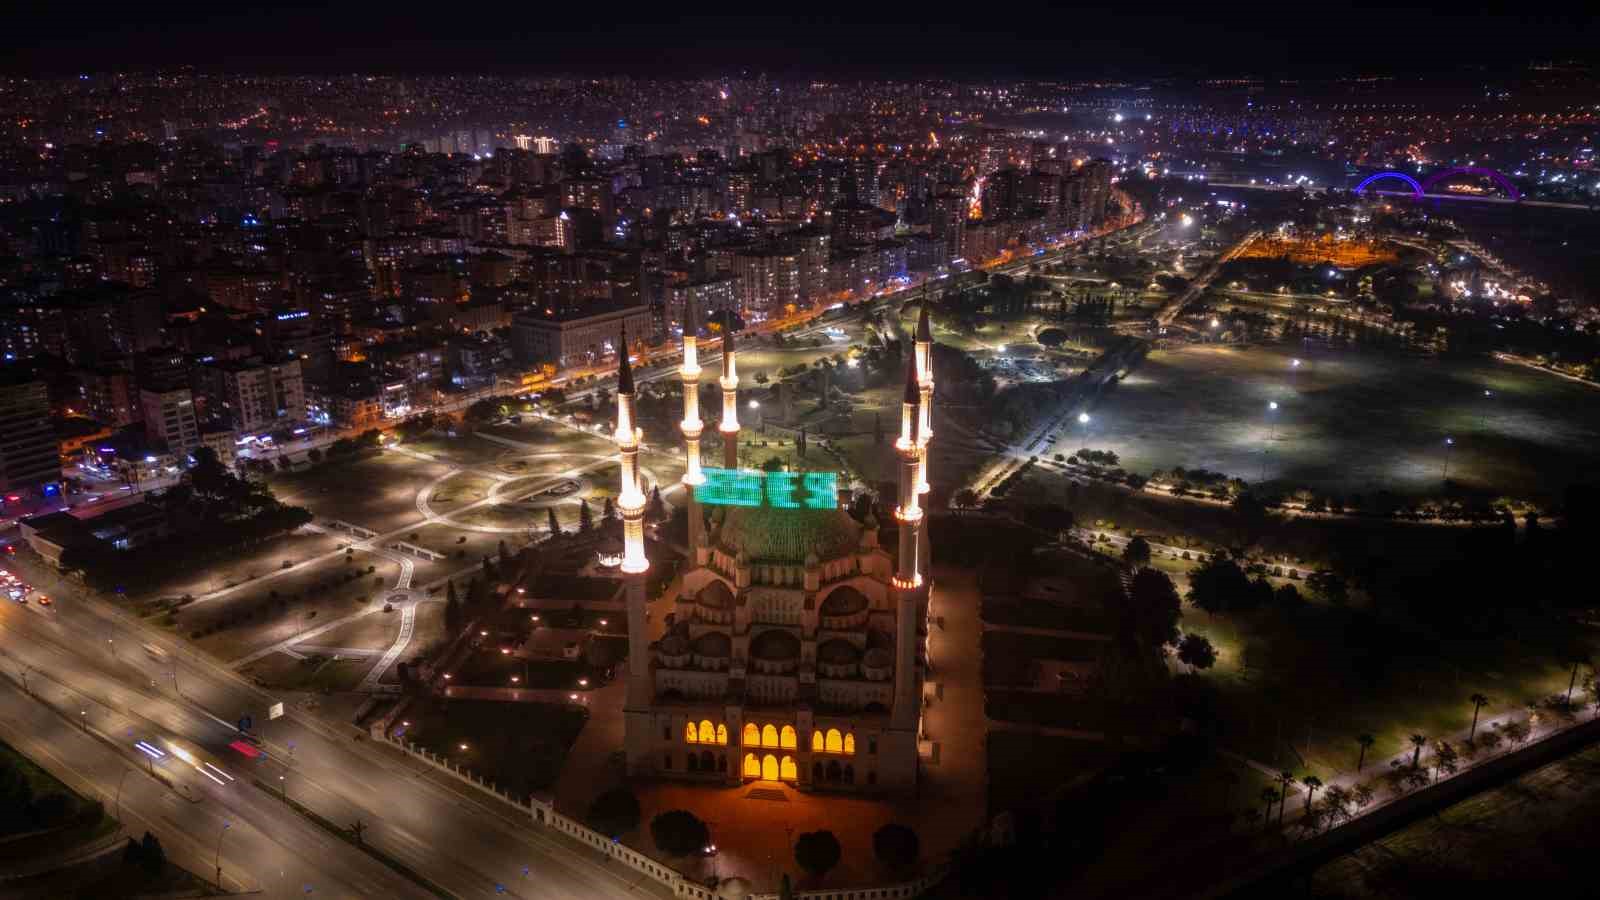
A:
743,754,760,778
762,724,779,748
716,724,728,745
718,754,728,773
684,722,698,743
780,725,797,749
811,730,824,752
700,750,714,771
844,764,855,785
812,761,824,782
827,760,842,783
780,756,798,781
743,723,760,746
687,753,699,772
843,732,856,755
698,720,715,743
762,754,779,781
826,728,844,753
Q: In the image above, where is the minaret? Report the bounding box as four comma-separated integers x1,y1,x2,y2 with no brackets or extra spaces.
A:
718,312,740,469
614,326,652,721
914,301,935,583
678,296,706,563
890,355,924,739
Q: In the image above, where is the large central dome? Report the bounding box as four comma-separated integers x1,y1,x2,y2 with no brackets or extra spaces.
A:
715,504,861,564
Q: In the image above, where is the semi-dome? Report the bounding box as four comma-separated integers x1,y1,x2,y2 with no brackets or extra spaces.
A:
819,586,869,617
658,633,690,656
696,580,734,609
717,876,754,900
817,638,862,666
863,647,892,669
749,628,801,662
717,504,860,563
691,631,731,657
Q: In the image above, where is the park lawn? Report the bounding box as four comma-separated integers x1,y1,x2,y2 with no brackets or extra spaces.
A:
981,631,1104,688
143,528,345,601
268,453,450,534
483,418,617,459
239,652,370,693
298,607,400,651
400,433,512,469
424,471,500,515
453,649,595,691
1192,604,1595,783
414,524,522,573
177,554,397,663
1069,343,1600,504
401,698,588,797
985,731,1114,815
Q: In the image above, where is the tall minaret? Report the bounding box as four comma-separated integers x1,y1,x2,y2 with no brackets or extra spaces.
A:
717,312,740,469
890,354,925,741
678,297,706,563
614,326,652,721
914,301,935,583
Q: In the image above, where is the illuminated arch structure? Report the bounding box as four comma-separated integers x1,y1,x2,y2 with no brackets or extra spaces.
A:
1353,167,1521,201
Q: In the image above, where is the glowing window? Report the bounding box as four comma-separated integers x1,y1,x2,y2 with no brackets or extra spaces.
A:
844,733,855,755
684,722,698,743
826,728,843,753
743,723,760,745
780,725,797,749
762,724,779,748
762,754,779,781
811,730,824,752
698,720,715,743
780,756,798,781
743,753,760,778
716,724,728,745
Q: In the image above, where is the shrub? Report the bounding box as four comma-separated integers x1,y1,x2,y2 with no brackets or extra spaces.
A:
587,787,641,837
872,823,920,870
795,830,842,877
649,810,709,857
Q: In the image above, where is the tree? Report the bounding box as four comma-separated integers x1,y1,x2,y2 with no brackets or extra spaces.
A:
1409,733,1427,768
1432,741,1459,781
1176,633,1218,672
578,499,594,532
649,810,709,857
1306,570,1349,605
952,488,979,510
761,456,785,473
1259,788,1280,830
1356,734,1375,772
1124,568,1182,650
444,582,463,635
548,507,561,536
1320,785,1353,829
602,496,617,522
1468,693,1489,741
307,447,323,463
1301,775,1323,815
1121,535,1151,568
0,765,33,827
498,539,510,562
1187,553,1251,619
872,823,920,870
587,787,642,837
137,831,166,875
645,485,665,522
794,830,842,879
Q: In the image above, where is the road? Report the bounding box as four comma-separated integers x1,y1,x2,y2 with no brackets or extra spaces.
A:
0,591,674,899
1155,230,1260,326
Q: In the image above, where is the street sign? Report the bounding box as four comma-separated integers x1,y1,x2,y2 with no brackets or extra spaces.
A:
268,701,284,720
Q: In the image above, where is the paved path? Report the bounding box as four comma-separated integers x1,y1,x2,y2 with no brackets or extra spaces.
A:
360,602,416,691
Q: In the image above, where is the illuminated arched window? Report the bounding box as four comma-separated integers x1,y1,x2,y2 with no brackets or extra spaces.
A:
826,728,844,753
762,754,779,781
811,730,824,752
716,724,728,745
698,720,715,743
844,733,855,755
780,756,798,781
743,723,760,746
762,724,779,748
743,753,760,778
780,725,797,749
684,722,698,743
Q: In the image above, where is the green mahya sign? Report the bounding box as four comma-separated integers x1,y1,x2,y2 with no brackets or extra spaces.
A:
697,467,838,510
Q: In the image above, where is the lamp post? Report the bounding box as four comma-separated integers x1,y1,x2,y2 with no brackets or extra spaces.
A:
115,768,131,822
215,821,231,890
1442,437,1455,481
749,399,762,435
1077,411,1091,445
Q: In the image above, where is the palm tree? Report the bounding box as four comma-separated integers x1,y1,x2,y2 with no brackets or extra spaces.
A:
1408,734,1427,769
1566,655,1591,706
1468,694,1489,741
1259,788,1280,829
1355,734,1375,771
1275,770,1296,826
1301,776,1323,815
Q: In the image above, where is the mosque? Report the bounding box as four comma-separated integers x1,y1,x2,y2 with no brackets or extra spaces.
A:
611,303,936,794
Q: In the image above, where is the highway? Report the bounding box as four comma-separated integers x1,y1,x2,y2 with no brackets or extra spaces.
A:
0,590,674,899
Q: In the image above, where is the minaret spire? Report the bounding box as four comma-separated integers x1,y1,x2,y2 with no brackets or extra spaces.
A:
678,294,706,562
613,328,648,576
718,311,740,469
913,298,935,582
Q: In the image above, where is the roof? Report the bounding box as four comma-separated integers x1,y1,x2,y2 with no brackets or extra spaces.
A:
716,504,861,564
750,628,800,662
819,586,869,617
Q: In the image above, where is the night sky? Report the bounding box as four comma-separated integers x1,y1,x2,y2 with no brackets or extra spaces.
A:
3,2,1596,78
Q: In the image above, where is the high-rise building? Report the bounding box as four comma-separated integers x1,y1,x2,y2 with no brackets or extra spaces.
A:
139,386,200,456
0,375,61,496
198,359,306,436
730,248,801,318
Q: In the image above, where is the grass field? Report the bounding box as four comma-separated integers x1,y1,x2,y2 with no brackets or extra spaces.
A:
1065,344,1600,503
401,698,588,796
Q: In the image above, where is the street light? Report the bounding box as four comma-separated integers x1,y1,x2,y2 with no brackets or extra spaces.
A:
1442,437,1455,481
